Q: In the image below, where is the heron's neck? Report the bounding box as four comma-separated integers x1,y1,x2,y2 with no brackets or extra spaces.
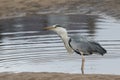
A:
59,34,73,54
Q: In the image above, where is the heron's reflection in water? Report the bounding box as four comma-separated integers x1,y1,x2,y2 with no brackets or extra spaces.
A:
0,25,3,43
86,16,96,37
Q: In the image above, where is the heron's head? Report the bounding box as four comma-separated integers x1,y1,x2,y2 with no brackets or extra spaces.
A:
44,24,68,37
44,24,73,54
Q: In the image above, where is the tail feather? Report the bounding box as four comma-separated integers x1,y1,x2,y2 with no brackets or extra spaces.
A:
99,47,107,56
95,45,107,56
90,41,107,56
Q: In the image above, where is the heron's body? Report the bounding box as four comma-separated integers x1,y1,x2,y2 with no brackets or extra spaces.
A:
69,35,106,55
44,24,107,74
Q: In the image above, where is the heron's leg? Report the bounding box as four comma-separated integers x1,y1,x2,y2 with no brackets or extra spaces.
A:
81,52,85,74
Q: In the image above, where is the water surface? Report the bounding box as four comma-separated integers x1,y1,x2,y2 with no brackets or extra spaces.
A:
0,14,120,74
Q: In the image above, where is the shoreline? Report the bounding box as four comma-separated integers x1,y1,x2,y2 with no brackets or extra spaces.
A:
0,72,120,80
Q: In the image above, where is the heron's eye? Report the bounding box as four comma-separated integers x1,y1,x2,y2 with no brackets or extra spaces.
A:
54,24,61,28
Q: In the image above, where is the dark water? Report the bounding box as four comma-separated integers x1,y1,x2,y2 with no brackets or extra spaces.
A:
0,14,120,74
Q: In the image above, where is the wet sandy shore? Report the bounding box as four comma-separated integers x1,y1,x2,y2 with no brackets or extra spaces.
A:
0,72,120,80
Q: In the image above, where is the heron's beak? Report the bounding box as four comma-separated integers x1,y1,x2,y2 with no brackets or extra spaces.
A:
43,26,55,30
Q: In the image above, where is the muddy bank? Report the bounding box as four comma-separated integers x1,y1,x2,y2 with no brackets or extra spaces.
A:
0,72,120,80
0,0,120,19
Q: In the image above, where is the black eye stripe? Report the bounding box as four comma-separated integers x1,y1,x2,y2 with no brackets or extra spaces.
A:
54,24,61,27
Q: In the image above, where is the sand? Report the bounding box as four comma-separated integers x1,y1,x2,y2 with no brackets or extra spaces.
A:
0,72,120,80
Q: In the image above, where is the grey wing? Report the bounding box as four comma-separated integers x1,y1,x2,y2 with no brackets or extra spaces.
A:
69,34,107,55
88,41,107,55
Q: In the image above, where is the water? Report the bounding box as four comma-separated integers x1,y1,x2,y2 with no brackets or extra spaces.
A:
0,14,120,74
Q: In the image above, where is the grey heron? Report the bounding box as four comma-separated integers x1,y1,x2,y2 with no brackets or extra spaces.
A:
44,24,107,74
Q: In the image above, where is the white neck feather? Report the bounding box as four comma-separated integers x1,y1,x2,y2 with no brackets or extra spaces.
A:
59,33,73,54
53,27,73,54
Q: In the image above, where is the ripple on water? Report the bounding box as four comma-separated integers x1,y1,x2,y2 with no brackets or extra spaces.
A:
0,14,120,74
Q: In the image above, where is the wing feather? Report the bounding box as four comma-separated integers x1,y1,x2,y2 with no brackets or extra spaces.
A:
70,34,107,55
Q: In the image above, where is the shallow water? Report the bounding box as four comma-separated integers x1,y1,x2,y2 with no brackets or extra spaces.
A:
0,14,120,74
